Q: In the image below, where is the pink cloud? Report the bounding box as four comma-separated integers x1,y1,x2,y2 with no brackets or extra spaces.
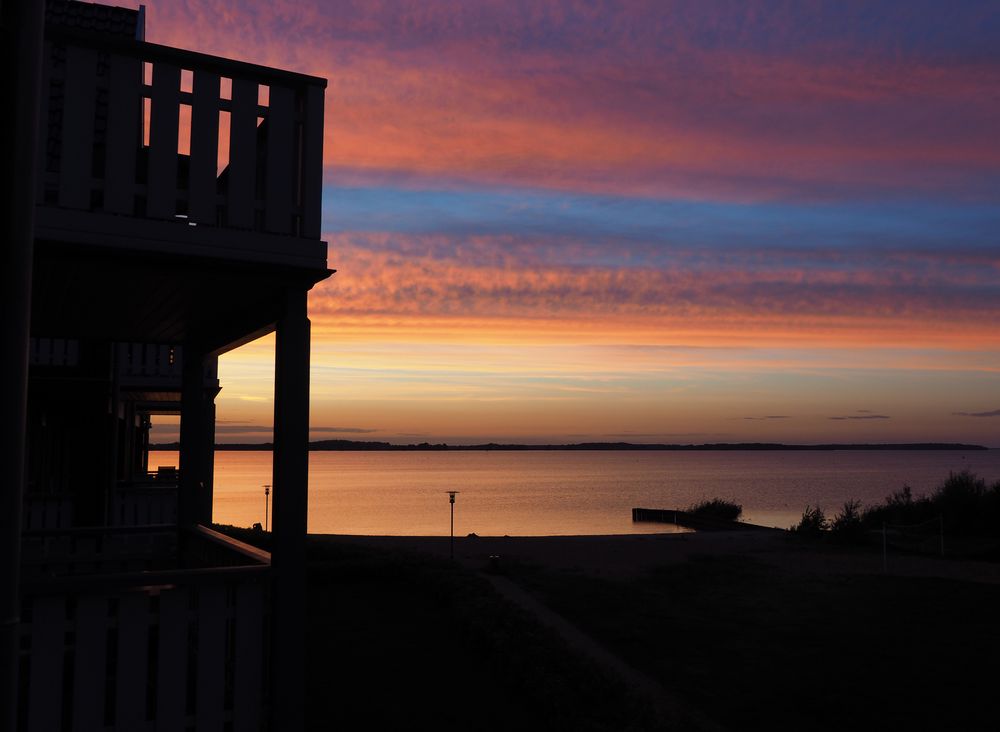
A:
130,0,1000,201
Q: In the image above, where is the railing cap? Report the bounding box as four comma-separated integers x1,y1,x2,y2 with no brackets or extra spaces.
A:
46,24,328,90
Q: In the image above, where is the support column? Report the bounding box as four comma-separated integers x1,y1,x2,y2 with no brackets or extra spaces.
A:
140,414,150,474
178,347,206,527
179,349,217,527
107,343,121,524
0,3,44,731
271,288,310,732
200,392,217,524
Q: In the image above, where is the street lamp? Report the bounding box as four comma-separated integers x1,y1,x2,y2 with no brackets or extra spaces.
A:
446,491,459,560
263,484,271,532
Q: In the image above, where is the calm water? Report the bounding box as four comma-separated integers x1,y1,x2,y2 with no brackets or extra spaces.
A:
151,449,1000,536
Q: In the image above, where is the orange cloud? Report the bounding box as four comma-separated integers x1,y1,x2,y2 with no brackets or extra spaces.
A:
310,236,1000,350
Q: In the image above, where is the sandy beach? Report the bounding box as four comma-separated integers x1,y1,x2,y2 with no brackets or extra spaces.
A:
316,529,1000,584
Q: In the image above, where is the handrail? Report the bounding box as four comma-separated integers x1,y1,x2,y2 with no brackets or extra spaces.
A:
190,524,272,566
46,25,327,89
21,523,176,537
21,562,268,596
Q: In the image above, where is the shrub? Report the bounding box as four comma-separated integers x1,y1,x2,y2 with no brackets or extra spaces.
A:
830,499,865,541
794,505,828,534
886,485,914,509
687,498,743,521
933,470,991,532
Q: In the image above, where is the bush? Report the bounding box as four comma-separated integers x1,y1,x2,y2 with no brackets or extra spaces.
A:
794,505,828,534
886,485,914,509
792,472,1000,548
830,499,865,541
687,498,743,521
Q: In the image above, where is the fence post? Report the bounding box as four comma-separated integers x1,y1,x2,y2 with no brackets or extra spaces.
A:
881,523,887,574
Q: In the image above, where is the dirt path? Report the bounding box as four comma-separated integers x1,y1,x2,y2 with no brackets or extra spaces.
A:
479,571,726,732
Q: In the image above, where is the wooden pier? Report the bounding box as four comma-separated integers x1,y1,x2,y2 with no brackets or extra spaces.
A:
632,508,778,532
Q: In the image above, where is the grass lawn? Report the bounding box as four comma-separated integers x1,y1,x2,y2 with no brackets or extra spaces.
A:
510,550,1000,731
220,528,663,731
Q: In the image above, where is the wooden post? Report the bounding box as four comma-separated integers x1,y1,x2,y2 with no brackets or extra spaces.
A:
179,347,206,527
271,288,310,731
202,391,217,525
882,523,887,574
179,347,217,527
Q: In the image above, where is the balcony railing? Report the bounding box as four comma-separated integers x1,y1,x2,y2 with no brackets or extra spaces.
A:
111,480,178,526
18,525,270,732
116,342,218,386
39,24,325,241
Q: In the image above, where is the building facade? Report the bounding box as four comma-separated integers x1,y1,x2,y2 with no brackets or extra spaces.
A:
3,2,331,729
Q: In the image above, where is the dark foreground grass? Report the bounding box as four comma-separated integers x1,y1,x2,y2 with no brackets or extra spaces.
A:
304,542,662,731
511,551,1000,732
220,528,661,731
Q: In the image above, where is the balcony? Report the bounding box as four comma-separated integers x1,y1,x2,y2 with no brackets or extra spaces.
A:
36,19,327,270
18,525,270,731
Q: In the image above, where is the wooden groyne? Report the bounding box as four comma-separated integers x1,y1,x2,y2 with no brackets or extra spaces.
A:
632,508,778,532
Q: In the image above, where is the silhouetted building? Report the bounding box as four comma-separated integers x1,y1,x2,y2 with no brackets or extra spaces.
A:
3,2,330,730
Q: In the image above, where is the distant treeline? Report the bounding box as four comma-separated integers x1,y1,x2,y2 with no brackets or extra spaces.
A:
149,440,990,452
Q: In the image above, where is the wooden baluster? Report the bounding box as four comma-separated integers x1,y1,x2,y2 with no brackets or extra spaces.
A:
115,593,150,728
73,596,109,730
264,86,295,234
227,79,258,229
156,588,190,731
301,84,325,238
26,597,64,732
105,53,142,214
232,582,264,731
147,63,181,219
59,46,97,209
196,586,227,731
190,70,221,225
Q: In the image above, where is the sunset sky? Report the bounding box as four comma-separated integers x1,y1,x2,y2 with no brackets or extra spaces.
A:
137,0,1000,446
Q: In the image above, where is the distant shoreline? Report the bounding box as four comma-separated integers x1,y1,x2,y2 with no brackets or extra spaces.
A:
149,440,991,452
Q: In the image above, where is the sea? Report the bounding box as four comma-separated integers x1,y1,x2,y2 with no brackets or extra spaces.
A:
148,449,1000,536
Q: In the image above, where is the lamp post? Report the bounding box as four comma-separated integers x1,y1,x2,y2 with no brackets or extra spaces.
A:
263,484,271,532
446,491,459,560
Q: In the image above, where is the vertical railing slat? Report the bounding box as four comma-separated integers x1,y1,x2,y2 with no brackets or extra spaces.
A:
27,597,64,732
37,42,52,200
228,78,258,229
73,596,109,731
195,586,227,731
105,53,142,214
232,582,264,732
26,501,40,530
156,589,189,732
301,84,325,238
148,62,181,219
59,46,98,209
189,71,221,225
116,593,150,729
264,86,295,234
147,344,159,376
